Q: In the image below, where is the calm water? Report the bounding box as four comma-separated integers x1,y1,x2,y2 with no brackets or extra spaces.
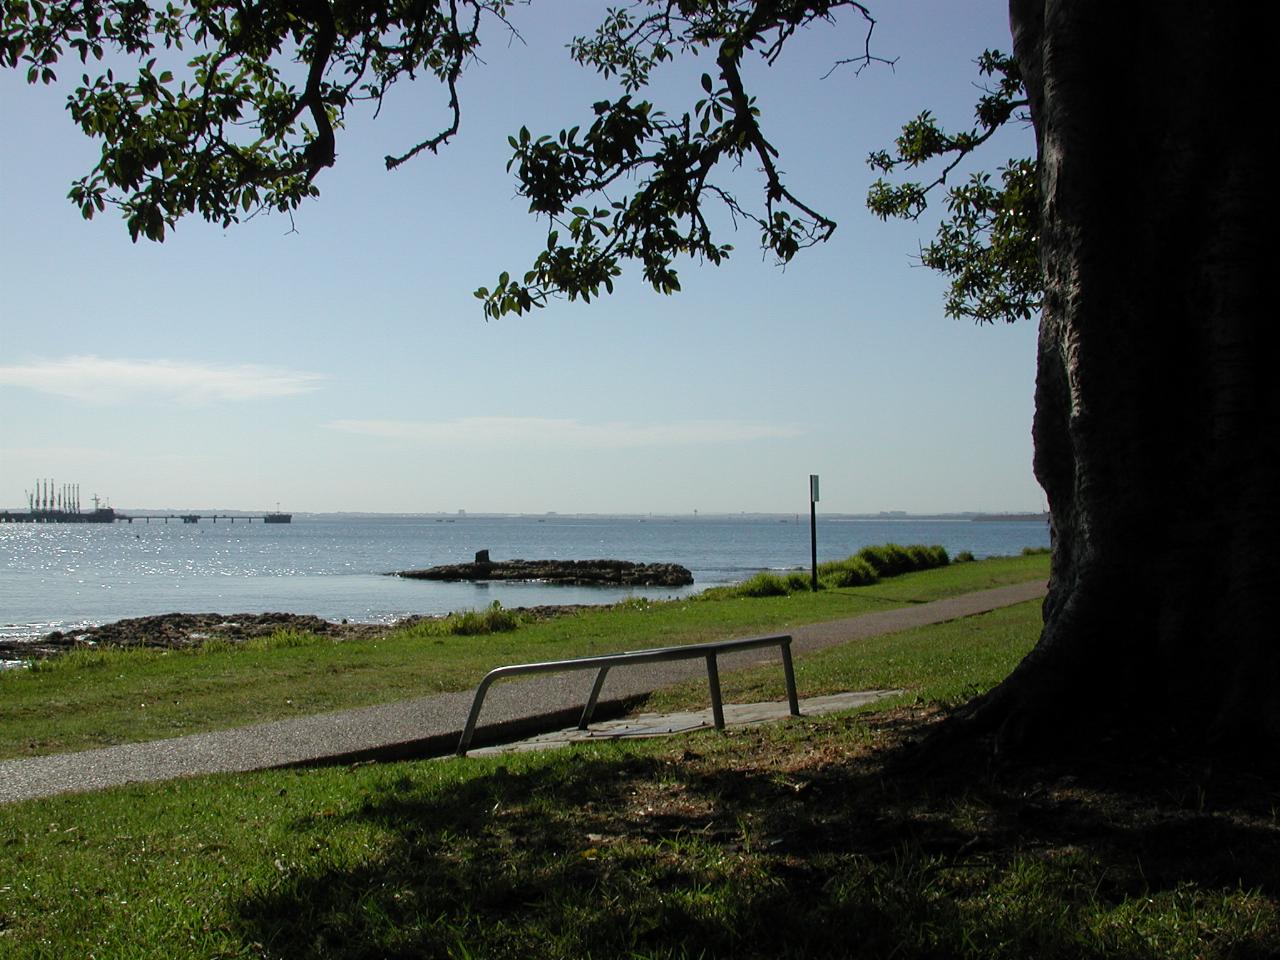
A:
0,514,1048,646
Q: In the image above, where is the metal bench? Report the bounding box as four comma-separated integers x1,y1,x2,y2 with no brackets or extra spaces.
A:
456,634,799,755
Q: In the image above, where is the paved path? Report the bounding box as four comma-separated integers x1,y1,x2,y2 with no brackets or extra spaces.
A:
0,581,1044,804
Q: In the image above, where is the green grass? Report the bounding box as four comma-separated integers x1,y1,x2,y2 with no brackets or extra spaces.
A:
643,599,1045,714
0,553,1047,760
1,668,1274,959
1,571,1274,960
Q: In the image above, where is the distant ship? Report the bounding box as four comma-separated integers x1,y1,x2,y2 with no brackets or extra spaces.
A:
263,503,292,524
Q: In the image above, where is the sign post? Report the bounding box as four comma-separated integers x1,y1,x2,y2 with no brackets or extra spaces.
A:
809,475,820,592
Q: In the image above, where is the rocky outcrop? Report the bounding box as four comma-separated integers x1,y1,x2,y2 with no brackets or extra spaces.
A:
0,605,599,661
395,558,694,587
0,613,385,659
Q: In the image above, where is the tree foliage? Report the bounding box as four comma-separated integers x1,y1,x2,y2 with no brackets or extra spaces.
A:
866,50,1040,324
475,1,895,317
2,0,518,242
2,0,1032,322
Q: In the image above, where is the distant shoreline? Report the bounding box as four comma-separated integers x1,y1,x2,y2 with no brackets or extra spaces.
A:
0,509,1051,522
970,513,1050,523
2,515,1051,655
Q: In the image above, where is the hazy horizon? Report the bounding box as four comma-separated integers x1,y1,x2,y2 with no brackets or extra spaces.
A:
3,502,1048,519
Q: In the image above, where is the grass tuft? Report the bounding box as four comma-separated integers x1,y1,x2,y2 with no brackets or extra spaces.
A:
819,555,880,589
243,628,327,651
25,648,114,673
734,571,794,597
441,601,522,636
711,543,953,600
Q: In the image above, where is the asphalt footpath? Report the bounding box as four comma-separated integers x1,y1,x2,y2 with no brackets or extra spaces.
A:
0,580,1045,805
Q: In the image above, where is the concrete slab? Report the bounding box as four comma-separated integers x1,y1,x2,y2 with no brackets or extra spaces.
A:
467,689,903,756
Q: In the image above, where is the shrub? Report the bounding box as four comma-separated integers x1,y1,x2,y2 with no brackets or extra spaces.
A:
712,543,954,599
819,557,880,588
816,544,948,590
785,571,813,592
692,585,737,601
955,550,976,563
735,571,793,598
857,543,914,577
443,601,521,636
1021,546,1050,556
907,544,949,568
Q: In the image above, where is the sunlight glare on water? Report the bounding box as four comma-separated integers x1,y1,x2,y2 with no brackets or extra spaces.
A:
0,514,1048,645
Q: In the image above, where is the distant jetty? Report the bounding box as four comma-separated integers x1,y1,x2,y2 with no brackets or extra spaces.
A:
1,507,120,524
0,479,119,523
395,551,693,587
1,478,293,523
1,509,292,524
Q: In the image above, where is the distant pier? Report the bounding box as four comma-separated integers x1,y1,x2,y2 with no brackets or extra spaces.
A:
0,509,119,524
124,513,292,524
3,480,292,524
0,511,290,524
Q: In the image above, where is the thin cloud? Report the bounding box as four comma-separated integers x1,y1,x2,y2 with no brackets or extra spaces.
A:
0,356,324,404
326,416,804,449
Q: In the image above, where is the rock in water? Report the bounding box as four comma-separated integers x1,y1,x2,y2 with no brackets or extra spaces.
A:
394,558,693,587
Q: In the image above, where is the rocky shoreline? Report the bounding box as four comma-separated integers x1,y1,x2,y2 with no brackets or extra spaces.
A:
394,556,694,587
1,556,694,663
0,613,381,661
0,605,594,661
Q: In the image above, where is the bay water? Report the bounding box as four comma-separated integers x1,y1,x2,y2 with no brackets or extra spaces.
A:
0,514,1048,649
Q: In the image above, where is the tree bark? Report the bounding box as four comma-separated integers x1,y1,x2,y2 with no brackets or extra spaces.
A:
968,1,1279,752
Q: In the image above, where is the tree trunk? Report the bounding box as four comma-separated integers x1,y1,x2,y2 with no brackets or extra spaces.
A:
969,1,1279,752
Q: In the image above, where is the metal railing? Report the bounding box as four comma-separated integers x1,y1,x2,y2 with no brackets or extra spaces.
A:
456,634,799,755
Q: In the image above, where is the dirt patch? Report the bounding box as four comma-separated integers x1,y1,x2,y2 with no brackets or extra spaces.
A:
627,706,1280,891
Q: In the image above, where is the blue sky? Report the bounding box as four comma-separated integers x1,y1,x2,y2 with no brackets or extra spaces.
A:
0,1,1042,515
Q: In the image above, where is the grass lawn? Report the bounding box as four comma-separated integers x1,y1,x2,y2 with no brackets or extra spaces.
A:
0,554,1047,760
642,596,1046,715
1,595,1276,959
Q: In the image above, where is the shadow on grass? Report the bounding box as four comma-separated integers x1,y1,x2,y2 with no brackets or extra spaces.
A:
235,712,1280,960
